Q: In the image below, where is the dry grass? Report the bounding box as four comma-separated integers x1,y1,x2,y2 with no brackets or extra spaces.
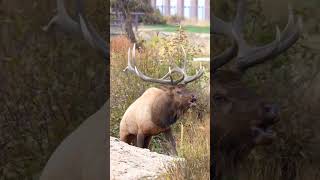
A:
110,35,132,54
161,117,210,180
110,34,210,179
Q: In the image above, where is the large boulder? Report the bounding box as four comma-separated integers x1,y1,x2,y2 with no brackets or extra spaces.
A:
110,137,183,180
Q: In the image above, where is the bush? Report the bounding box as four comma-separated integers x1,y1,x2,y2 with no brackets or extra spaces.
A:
164,15,184,25
141,9,167,24
142,26,204,66
110,27,210,178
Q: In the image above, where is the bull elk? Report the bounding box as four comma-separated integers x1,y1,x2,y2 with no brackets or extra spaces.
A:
40,0,108,180
120,44,204,155
212,0,302,178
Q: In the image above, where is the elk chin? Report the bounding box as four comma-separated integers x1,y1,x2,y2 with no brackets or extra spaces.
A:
251,127,276,145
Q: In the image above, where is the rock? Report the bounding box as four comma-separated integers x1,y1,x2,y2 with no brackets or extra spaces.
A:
110,137,183,180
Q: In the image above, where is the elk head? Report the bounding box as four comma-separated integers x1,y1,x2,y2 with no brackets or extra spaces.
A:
123,43,204,109
212,0,302,178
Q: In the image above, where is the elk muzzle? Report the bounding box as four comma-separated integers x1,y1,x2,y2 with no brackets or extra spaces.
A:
261,103,280,125
253,103,280,145
188,94,197,107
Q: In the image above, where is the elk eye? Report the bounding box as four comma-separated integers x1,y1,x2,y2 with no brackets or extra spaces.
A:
214,94,227,102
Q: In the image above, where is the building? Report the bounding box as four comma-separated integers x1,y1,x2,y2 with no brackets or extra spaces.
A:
150,0,210,22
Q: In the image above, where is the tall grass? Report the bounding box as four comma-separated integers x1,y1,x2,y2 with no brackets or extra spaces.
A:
161,117,210,180
110,34,210,179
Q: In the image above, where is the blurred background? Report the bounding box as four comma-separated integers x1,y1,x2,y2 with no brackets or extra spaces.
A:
110,0,210,179
0,0,107,179
213,0,320,179
1,0,319,179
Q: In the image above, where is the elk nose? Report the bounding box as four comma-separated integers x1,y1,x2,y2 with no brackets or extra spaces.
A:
262,103,280,122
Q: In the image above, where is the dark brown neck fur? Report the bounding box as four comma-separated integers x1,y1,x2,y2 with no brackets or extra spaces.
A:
151,90,185,128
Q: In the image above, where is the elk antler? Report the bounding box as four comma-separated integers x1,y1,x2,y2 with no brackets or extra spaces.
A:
213,0,303,72
43,0,108,58
123,44,204,85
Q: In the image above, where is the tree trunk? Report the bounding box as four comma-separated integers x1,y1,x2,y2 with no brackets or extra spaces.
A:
118,0,137,44
124,15,137,43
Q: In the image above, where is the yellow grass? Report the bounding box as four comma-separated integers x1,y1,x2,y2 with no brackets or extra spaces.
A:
110,35,210,179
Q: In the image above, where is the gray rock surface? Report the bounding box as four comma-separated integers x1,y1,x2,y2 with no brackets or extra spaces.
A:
110,137,181,180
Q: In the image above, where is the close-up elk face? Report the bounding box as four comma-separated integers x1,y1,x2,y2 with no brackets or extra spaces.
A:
213,70,279,148
160,84,197,109
212,0,302,178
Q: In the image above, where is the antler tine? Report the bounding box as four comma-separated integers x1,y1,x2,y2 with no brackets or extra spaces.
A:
132,43,136,65
280,4,295,41
181,45,187,70
181,70,204,84
213,41,237,72
236,27,281,70
270,5,303,55
75,0,108,57
212,13,238,72
43,0,80,34
212,15,233,37
123,46,135,73
159,66,184,81
236,2,302,71
78,14,108,57
231,0,281,71
134,66,184,85
211,0,246,68
178,46,204,84
124,44,204,85
44,0,108,58
233,0,246,34
124,44,184,85
213,0,302,72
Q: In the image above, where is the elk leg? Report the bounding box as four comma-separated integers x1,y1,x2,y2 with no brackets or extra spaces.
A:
137,133,146,148
163,128,178,155
132,135,137,146
143,136,152,148
120,133,133,144
126,134,136,145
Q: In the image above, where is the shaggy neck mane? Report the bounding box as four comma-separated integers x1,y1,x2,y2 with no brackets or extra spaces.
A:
151,88,185,128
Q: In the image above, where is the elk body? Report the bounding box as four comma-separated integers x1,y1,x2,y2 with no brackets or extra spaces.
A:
40,0,108,180
212,0,302,178
120,44,203,154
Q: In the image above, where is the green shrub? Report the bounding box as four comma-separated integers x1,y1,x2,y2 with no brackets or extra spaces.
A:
141,9,167,24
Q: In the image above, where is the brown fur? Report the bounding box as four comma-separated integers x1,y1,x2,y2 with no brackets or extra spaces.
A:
119,84,195,154
212,70,280,178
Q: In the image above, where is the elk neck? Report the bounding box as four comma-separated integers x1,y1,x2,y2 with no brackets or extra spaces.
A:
150,91,182,129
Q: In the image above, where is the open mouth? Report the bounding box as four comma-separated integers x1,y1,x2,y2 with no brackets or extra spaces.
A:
252,121,278,145
256,126,275,137
189,98,197,107
254,116,280,136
